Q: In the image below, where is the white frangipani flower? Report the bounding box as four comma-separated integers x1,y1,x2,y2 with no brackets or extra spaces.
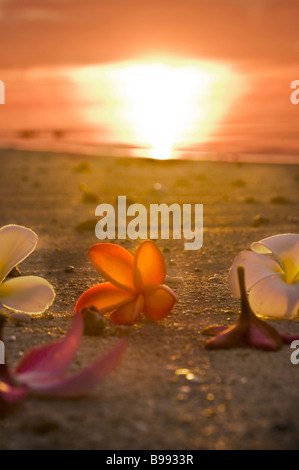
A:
0,225,55,314
228,233,299,319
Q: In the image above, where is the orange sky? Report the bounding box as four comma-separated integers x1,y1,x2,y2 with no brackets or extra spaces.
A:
0,0,299,158
1,0,299,68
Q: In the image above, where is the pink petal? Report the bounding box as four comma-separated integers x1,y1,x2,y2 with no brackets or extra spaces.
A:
204,266,285,351
27,338,129,397
279,332,299,344
0,380,28,404
245,319,282,351
15,314,83,383
201,325,228,336
205,324,246,349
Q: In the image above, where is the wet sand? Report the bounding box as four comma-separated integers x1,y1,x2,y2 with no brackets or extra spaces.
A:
0,148,298,450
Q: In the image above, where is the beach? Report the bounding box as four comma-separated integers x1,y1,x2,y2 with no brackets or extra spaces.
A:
0,148,298,450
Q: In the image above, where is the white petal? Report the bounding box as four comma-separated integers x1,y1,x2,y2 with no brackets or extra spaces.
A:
0,225,37,282
0,276,55,314
251,233,299,283
248,276,299,319
228,250,283,297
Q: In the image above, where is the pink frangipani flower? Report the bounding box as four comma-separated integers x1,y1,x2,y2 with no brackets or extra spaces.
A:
0,313,128,403
201,266,299,351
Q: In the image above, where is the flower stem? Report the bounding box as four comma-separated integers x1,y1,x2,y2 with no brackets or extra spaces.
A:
237,266,252,320
0,313,12,384
0,313,7,342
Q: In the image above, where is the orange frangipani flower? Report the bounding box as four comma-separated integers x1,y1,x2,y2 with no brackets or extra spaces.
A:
75,240,176,325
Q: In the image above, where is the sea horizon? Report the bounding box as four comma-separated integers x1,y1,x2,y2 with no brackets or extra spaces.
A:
1,59,299,166
0,138,298,165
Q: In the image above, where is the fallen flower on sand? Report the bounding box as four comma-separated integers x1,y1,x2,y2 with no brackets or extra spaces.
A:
228,233,299,319
76,240,176,325
202,266,299,351
0,313,128,403
0,225,55,314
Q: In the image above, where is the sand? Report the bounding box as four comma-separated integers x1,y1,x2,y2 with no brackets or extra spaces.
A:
0,148,298,450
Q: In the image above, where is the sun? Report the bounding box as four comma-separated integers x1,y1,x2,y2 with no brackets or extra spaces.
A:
71,58,243,159
120,63,196,159
117,59,242,159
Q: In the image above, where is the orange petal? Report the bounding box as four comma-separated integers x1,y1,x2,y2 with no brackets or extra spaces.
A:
75,282,135,314
110,297,143,325
89,243,135,292
143,285,176,321
133,241,166,291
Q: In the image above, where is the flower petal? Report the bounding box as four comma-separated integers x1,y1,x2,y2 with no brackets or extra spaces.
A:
278,331,299,344
205,324,245,349
15,314,83,383
0,225,37,283
205,320,282,351
89,243,135,292
249,275,299,319
0,276,55,314
27,338,128,398
245,317,282,351
110,299,140,325
228,250,283,297
251,233,299,284
75,282,135,315
203,266,286,351
133,241,166,291
143,284,176,321
201,325,227,336
0,380,28,404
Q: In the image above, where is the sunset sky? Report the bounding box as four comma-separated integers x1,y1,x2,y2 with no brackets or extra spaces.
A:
0,0,299,159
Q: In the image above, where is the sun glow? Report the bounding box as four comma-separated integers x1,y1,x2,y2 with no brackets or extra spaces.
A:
71,59,243,159
120,63,200,159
